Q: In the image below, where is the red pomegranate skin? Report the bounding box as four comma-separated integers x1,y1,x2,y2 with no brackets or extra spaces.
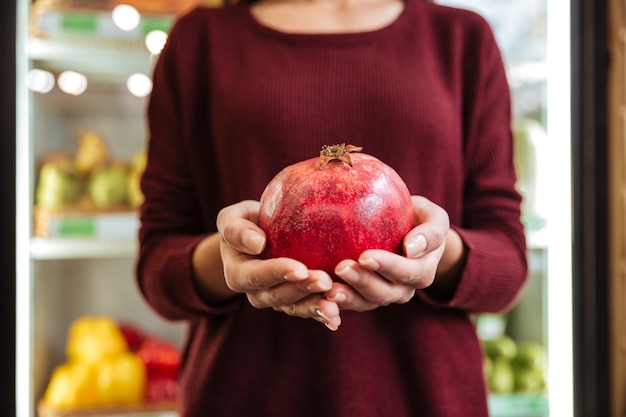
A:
258,147,414,278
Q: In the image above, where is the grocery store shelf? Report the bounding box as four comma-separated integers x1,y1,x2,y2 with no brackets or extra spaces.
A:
30,237,138,260
27,7,175,82
37,400,178,417
28,36,156,83
489,393,549,417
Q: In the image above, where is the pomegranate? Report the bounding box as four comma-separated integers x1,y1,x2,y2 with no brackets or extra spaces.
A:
258,144,414,278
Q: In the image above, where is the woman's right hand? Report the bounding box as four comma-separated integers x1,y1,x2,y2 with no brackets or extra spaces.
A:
216,200,342,330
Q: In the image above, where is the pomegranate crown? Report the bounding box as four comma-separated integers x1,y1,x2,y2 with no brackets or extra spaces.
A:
318,143,363,169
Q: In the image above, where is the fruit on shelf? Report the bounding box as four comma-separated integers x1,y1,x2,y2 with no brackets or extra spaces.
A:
488,357,515,394
482,335,548,395
512,342,547,393
35,155,83,210
484,335,518,362
75,131,111,176
513,366,546,393
44,316,146,410
119,323,181,403
43,316,181,411
513,341,548,370
88,162,130,208
93,352,147,407
34,130,149,214
66,316,128,364
259,144,413,279
127,148,147,209
43,362,98,409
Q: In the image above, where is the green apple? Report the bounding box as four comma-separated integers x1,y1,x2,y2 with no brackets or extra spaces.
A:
36,161,82,209
488,357,515,394
514,367,547,393
484,335,518,361
513,342,547,371
88,163,129,208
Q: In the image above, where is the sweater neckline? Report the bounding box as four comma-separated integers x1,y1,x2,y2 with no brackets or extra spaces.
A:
238,0,413,44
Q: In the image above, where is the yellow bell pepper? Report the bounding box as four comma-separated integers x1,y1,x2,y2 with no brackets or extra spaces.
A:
66,316,128,364
94,352,147,406
44,316,150,410
43,362,98,409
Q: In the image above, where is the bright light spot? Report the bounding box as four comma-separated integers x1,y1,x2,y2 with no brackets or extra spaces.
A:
27,69,55,94
58,71,88,96
145,30,168,55
112,4,141,32
127,73,153,97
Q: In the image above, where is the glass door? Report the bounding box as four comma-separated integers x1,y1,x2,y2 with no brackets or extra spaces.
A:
436,1,574,416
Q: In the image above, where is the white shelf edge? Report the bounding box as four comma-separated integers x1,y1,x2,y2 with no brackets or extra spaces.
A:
28,36,157,82
30,237,138,260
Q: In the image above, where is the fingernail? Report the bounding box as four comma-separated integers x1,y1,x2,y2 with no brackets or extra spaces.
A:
285,269,309,281
316,309,330,322
317,279,332,292
336,265,360,282
359,257,380,271
324,322,339,331
315,310,338,331
327,291,346,303
406,234,427,258
242,229,264,254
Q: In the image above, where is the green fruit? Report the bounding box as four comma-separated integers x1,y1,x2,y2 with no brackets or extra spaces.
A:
514,367,546,393
484,336,517,361
488,358,515,394
130,149,147,174
513,342,547,371
127,169,144,209
36,162,82,209
88,164,129,208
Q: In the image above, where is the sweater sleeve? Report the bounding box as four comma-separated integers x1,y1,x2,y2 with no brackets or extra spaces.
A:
136,9,240,321
419,15,528,313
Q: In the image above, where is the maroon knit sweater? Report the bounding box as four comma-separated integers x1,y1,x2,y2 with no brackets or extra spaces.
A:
138,1,528,416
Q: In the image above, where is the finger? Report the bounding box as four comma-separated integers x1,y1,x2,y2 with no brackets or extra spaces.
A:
334,260,417,305
271,295,341,331
217,200,266,255
404,196,449,259
357,250,437,289
246,270,334,308
222,252,309,293
325,281,378,312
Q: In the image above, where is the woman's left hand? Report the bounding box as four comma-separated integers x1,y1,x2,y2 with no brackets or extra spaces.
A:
325,195,454,311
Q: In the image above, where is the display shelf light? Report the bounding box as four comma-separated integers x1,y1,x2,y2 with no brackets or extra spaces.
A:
27,69,55,94
112,4,141,32
58,70,88,96
127,73,153,97
145,29,168,55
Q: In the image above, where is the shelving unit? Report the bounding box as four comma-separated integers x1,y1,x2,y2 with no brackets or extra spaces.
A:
18,5,185,417
30,238,138,260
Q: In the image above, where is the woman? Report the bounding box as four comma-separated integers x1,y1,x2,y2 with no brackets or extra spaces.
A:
137,0,528,415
